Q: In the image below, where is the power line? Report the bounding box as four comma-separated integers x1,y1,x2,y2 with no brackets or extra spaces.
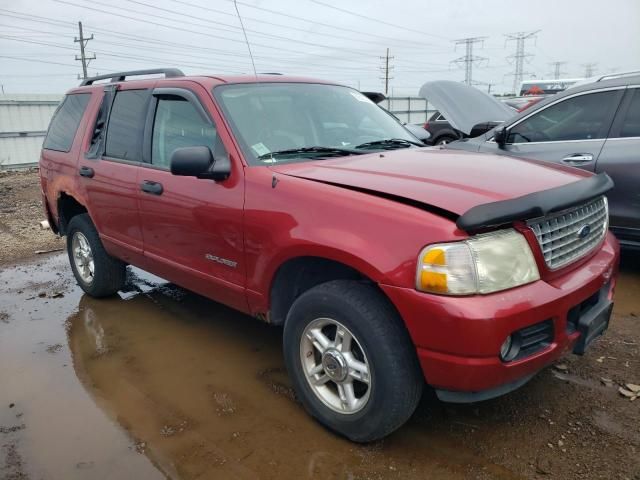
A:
0,19,369,69
505,30,540,94
217,0,447,46
165,0,426,48
548,61,567,79
0,10,452,71
74,21,95,79
451,36,487,85
310,0,449,42
52,0,360,60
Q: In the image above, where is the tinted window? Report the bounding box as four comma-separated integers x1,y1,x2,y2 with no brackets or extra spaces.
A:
43,93,91,152
105,90,150,160
508,91,618,144
619,89,640,138
151,97,218,169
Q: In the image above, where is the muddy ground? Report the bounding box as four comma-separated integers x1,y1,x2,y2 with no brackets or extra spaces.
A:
0,172,639,480
0,170,63,265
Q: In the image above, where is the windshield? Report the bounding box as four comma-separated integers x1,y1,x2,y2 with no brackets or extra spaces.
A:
214,83,417,165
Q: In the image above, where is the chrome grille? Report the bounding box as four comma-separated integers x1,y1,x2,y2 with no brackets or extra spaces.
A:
527,196,608,270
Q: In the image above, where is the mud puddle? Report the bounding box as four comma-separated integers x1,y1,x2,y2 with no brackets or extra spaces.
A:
2,253,640,479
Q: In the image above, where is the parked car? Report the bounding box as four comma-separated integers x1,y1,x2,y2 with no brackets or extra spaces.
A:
41,69,619,442
425,74,640,249
422,111,502,145
360,91,431,143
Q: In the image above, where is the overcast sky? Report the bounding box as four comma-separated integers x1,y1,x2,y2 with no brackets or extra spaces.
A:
1,0,639,95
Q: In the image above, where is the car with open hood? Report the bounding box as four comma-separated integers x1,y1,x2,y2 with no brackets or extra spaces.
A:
421,75,640,250
40,69,619,442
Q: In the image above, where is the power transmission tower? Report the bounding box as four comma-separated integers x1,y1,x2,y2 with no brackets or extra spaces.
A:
549,61,567,79
379,48,394,95
582,63,597,77
451,37,488,85
75,21,96,80
505,30,540,94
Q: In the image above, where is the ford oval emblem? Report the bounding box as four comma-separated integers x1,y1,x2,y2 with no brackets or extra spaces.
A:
577,224,591,239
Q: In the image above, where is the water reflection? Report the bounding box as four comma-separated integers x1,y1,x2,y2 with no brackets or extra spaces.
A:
67,274,518,480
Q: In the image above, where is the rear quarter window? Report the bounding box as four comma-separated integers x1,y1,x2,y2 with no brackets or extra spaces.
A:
43,93,91,152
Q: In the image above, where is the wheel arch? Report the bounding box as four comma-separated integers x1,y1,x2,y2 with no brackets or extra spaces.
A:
56,192,89,235
267,253,393,327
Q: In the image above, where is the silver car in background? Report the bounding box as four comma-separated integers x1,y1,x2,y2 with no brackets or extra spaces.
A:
424,73,640,249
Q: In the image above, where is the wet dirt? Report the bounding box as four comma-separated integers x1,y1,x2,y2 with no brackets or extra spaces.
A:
1,252,639,479
0,170,64,266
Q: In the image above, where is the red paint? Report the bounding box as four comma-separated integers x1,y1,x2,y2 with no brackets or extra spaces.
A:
41,74,620,396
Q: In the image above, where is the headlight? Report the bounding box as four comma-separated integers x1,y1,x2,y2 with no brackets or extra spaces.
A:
416,229,540,295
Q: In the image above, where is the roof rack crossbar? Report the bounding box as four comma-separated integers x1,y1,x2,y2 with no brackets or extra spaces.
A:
80,68,185,86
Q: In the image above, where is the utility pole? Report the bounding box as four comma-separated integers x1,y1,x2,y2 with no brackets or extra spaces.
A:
74,21,95,80
451,37,487,85
582,63,597,77
549,61,567,79
379,48,394,95
505,30,540,94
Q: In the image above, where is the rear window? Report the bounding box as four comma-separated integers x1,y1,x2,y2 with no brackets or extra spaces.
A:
43,93,91,152
105,89,150,160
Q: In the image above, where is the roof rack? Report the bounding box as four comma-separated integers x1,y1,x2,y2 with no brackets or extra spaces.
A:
79,68,185,86
594,70,640,82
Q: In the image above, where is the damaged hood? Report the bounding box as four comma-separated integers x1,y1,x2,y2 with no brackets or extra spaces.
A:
269,148,589,218
419,81,514,135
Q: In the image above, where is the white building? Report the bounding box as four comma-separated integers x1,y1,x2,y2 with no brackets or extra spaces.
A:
0,94,61,170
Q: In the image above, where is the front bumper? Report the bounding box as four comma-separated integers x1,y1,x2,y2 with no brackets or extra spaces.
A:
381,232,619,401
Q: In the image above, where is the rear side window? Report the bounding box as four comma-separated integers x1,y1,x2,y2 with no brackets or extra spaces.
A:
105,89,150,160
43,93,91,152
619,89,640,138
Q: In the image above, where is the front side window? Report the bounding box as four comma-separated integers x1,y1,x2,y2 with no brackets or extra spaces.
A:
507,90,619,144
43,93,91,152
619,89,640,138
214,83,417,165
105,89,150,160
151,97,218,168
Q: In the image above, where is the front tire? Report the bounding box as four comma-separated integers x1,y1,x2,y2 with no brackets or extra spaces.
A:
283,280,423,442
66,214,126,297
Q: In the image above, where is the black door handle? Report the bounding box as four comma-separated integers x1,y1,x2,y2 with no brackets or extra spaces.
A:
140,180,163,195
78,166,94,178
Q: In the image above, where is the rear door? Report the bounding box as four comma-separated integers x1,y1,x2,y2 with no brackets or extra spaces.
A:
136,83,247,312
79,85,152,264
495,88,625,171
594,86,640,243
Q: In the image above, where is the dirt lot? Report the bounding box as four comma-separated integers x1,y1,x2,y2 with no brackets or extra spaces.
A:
0,170,64,265
0,171,639,480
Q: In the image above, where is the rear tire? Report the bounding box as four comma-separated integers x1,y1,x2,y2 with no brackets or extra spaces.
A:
66,214,126,297
283,280,423,442
435,136,456,145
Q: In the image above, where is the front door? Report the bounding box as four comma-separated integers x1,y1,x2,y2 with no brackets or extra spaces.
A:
481,88,625,173
136,84,247,312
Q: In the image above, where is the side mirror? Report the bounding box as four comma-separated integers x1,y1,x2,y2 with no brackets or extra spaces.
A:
170,146,230,181
493,126,507,148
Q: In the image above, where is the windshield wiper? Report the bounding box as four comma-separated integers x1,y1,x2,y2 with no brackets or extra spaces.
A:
258,146,362,160
355,138,423,149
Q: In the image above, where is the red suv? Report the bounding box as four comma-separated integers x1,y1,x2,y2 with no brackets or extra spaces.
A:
40,69,619,442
